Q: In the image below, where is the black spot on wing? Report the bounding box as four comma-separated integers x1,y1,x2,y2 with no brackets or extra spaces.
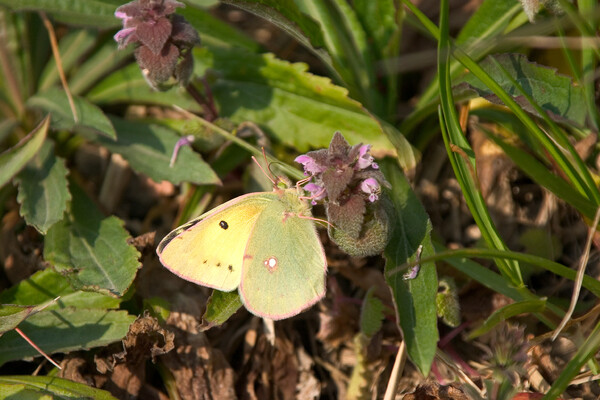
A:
219,220,229,229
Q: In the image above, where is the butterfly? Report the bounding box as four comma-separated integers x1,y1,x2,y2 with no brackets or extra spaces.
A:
156,184,327,320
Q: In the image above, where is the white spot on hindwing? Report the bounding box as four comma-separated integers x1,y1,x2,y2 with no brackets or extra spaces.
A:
264,256,278,272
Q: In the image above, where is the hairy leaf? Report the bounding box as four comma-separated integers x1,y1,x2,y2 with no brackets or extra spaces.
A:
27,87,117,138
0,116,49,189
44,184,140,297
456,53,587,127
0,269,121,311
200,290,243,330
0,308,135,365
15,141,70,234
381,160,438,376
91,117,220,186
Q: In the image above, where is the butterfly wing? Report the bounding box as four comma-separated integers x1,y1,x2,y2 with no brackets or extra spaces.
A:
239,191,327,319
157,193,272,292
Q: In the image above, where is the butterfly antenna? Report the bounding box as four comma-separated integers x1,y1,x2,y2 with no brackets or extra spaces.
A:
298,214,334,229
251,154,277,186
296,176,312,187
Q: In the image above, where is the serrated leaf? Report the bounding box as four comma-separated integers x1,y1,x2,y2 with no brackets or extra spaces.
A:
0,0,122,29
89,48,398,156
200,290,243,330
198,47,395,154
90,117,220,186
456,53,587,127
0,376,118,400
381,159,438,376
359,287,384,338
44,184,140,297
0,308,135,365
0,269,121,310
27,87,116,138
347,333,371,400
15,141,70,234
0,116,49,189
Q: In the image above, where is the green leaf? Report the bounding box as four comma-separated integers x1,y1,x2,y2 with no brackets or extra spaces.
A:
0,308,135,365
298,0,382,112
44,183,140,297
196,47,395,154
353,0,399,58
359,287,384,338
381,159,438,376
90,47,397,155
14,141,70,234
0,375,118,400
456,53,588,127
468,299,546,338
437,2,523,286
179,6,260,51
200,290,243,330
0,269,121,310
353,0,401,120
91,117,220,186
0,0,122,29
87,63,202,111
27,87,117,138
456,0,520,44
0,298,57,335
38,29,98,92
67,39,134,96
220,0,331,63
400,0,522,136
0,115,49,189
0,383,52,400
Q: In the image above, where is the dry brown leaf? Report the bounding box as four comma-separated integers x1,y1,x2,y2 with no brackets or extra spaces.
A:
94,313,174,399
402,381,469,400
162,311,236,400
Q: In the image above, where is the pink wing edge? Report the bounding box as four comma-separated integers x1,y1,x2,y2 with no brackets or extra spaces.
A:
238,217,328,320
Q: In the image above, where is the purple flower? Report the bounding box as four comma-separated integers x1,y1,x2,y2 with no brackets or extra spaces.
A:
113,0,198,90
170,134,195,167
360,178,380,202
304,183,327,205
356,144,378,170
295,154,326,175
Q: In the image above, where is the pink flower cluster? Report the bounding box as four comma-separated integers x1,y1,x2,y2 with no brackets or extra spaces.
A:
114,0,199,90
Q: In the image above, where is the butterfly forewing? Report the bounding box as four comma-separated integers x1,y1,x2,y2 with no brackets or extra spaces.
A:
157,194,273,292
239,194,326,320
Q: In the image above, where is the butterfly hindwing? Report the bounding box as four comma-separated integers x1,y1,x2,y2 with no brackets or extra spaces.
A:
239,191,327,319
157,193,273,292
